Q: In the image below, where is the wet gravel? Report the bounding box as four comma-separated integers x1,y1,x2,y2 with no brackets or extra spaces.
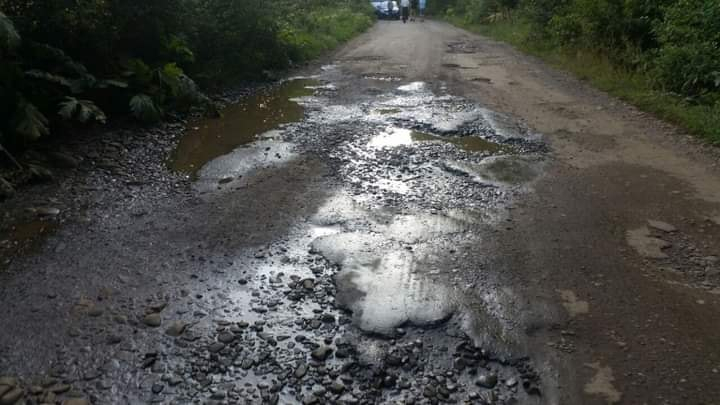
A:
0,63,550,404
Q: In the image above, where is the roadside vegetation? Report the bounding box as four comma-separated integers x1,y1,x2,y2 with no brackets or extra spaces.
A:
0,0,373,161
430,0,720,143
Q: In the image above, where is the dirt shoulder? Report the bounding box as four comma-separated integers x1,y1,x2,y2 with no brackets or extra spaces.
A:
445,21,720,405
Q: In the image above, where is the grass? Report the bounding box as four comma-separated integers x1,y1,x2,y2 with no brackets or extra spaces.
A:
282,7,375,63
444,16,720,144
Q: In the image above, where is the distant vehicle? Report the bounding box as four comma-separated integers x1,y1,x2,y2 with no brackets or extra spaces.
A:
371,1,400,20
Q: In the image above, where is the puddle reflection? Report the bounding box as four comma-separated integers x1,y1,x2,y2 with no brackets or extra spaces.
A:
368,126,503,153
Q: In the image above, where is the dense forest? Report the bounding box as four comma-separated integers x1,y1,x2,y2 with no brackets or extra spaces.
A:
430,0,720,140
0,0,373,152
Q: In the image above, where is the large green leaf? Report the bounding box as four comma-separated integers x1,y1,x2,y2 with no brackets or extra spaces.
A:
98,79,129,89
69,74,98,94
28,43,89,77
0,12,20,52
130,94,162,123
25,69,72,88
159,63,184,95
123,59,153,86
14,101,50,141
58,97,107,124
165,35,195,64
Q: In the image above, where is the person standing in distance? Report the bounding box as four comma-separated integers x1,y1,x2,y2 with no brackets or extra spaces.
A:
400,0,410,23
419,0,427,21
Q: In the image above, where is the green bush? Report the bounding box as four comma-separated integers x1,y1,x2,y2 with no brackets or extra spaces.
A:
0,0,374,155
653,0,720,100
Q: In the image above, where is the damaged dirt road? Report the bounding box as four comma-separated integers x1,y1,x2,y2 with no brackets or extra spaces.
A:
1,20,720,405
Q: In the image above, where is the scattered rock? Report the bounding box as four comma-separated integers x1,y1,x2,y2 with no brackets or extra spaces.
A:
165,321,188,337
143,313,162,327
311,345,333,361
647,220,677,233
36,207,61,217
626,227,671,259
48,383,71,394
339,394,359,404
294,364,308,379
302,394,318,404
329,381,345,394
217,332,235,343
241,358,254,369
62,398,90,405
302,278,316,290
211,390,226,400
208,342,226,353
40,391,57,403
0,388,23,405
476,373,498,389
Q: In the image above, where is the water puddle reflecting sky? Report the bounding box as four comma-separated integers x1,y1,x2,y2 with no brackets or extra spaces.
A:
312,232,457,336
368,126,504,153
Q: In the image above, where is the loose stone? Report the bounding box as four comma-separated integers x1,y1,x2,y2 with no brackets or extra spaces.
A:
143,313,162,327
294,364,308,379
218,332,235,343
311,345,333,361
165,321,188,337
62,399,91,405
476,373,498,389
0,388,23,405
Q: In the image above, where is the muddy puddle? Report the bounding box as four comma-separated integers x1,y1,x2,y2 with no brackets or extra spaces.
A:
368,126,504,153
0,220,57,268
170,79,318,176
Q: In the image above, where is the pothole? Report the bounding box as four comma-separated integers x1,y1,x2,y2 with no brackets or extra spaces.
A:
170,78,318,177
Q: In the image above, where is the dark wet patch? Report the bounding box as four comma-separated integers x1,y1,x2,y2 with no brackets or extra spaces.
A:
363,74,403,82
342,55,386,62
0,220,57,269
170,78,318,176
376,108,402,115
471,155,543,185
553,128,618,152
446,41,481,54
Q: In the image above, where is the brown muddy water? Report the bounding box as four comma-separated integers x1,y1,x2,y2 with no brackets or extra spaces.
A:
0,220,57,268
170,79,319,176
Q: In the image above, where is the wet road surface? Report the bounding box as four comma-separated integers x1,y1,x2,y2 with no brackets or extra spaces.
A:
2,20,720,405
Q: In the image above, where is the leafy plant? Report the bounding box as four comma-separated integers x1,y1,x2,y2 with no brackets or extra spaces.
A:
0,11,20,52
130,94,163,123
58,97,107,124
13,100,49,142
24,69,72,88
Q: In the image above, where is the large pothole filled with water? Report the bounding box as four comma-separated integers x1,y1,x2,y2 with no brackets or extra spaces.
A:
151,70,548,404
